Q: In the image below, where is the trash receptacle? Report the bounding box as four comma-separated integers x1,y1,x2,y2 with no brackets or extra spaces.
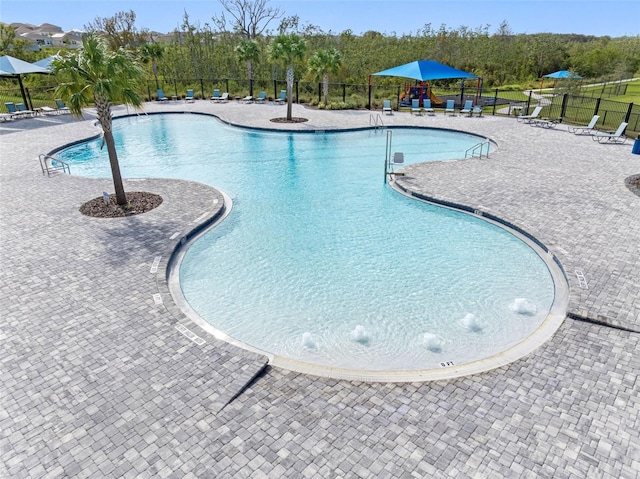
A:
633,135,640,155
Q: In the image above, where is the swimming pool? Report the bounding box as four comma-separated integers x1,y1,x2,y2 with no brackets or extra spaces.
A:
60,113,565,379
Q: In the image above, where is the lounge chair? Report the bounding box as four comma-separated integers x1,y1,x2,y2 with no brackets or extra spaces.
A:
211,89,221,101
156,89,168,102
411,99,422,115
516,106,543,123
423,99,435,114
242,95,254,103
444,99,455,115
0,113,14,122
530,116,562,128
460,100,473,116
185,89,195,103
568,115,600,135
471,105,483,117
275,90,286,104
5,102,33,118
255,91,267,103
219,92,229,102
382,99,392,115
39,106,58,115
592,122,628,144
16,103,36,117
55,99,71,113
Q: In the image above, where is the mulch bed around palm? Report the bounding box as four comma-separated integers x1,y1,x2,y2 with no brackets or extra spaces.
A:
80,191,163,218
625,174,640,197
270,117,308,123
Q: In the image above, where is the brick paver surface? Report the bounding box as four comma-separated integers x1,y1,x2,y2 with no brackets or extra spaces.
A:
1,102,638,478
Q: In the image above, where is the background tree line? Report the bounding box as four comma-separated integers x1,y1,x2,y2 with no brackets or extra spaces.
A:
2,1,639,92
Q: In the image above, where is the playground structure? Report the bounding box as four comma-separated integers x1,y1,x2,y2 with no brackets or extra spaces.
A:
399,82,443,107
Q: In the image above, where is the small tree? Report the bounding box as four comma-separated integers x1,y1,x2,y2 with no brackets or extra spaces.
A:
308,48,342,107
53,33,145,205
235,38,260,97
268,34,306,120
140,41,164,90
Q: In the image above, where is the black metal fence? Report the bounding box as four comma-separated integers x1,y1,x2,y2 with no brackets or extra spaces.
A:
1,78,637,136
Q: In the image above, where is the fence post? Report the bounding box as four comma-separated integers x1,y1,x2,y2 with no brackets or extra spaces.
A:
318,83,321,104
368,84,372,110
625,102,634,123
295,81,299,103
526,91,532,113
200,79,204,100
560,93,569,119
343,83,346,103
225,79,229,95
594,97,601,116
460,83,465,107
492,88,498,115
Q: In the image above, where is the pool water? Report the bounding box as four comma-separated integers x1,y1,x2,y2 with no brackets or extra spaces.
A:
60,113,556,372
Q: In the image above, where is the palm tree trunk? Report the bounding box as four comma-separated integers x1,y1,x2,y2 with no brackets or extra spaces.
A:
247,60,253,97
152,60,159,90
95,95,127,205
323,73,329,106
104,130,127,205
286,65,294,120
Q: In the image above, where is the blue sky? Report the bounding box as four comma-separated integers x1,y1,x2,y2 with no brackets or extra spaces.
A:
1,0,638,37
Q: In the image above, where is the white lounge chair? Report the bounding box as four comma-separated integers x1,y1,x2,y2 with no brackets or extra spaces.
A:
592,122,628,144
460,100,473,116
275,90,286,104
411,99,422,115
531,116,562,128
382,99,392,115
568,115,600,135
55,99,71,114
242,95,254,103
156,89,168,102
423,99,435,114
517,106,542,123
444,99,455,115
219,92,229,102
471,105,483,117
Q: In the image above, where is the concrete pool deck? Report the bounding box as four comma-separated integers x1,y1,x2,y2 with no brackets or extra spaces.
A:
1,101,638,477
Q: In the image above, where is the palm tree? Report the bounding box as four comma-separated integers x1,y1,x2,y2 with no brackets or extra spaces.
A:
308,48,343,107
139,41,164,90
235,39,260,98
53,33,145,205
268,34,307,120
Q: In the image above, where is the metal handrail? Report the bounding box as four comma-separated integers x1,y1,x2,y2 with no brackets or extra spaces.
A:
369,113,384,128
39,154,70,177
465,141,490,159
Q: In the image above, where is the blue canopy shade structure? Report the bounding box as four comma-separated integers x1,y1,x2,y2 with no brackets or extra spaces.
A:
371,59,478,81
0,55,50,110
543,70,582,79
32,55,58,71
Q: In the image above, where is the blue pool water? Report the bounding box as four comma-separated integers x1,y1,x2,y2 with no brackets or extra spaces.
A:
60,113,556,372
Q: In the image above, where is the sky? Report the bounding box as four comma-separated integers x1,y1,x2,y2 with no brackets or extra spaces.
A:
1,0,638,38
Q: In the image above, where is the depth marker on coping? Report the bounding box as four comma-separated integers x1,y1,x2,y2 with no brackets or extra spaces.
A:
193,211,210,223
170,232,180,240
575,270,588,289
213,198,219,204
152,293,163,305
175,323,206,345
150,256,162,273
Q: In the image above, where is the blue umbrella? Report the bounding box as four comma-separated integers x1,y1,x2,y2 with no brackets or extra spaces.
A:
540,70,583,91
543,70,582,79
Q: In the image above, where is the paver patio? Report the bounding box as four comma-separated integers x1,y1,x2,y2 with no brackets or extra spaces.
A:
1,101,638,478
